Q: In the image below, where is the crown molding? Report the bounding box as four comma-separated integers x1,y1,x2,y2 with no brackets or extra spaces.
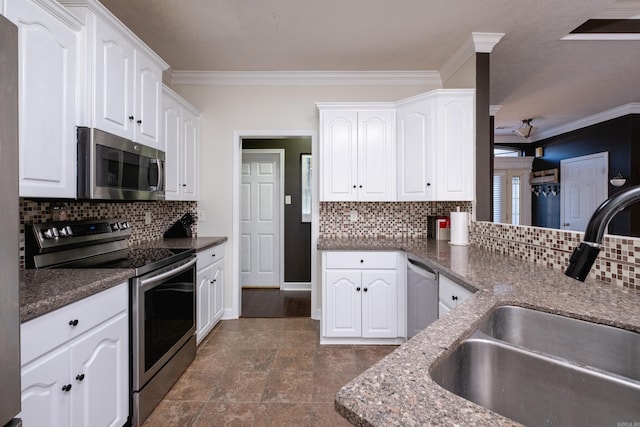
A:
562,33,640,40
170,70,441,86
535,102,640,140
440,32,505,83
495,102,640,144
472,32,505,53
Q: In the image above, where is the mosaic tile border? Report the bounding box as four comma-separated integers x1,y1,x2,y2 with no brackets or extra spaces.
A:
470,221,640,290
319,201,472,238
20,199,198,267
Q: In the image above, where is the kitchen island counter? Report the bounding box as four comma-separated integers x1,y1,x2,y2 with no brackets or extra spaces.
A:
319,237,640,426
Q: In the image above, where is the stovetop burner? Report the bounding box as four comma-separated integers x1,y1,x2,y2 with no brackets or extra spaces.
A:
25,218,195,275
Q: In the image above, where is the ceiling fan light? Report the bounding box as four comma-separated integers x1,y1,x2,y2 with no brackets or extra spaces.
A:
514,119,535,139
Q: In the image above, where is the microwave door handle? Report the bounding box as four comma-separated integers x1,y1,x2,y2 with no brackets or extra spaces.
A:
149,158,163,191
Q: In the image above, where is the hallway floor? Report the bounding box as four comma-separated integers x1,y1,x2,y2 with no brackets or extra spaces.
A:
241,288,311,318
142,318,397,426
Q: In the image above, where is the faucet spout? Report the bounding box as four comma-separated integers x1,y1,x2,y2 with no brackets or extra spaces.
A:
565,185,640,281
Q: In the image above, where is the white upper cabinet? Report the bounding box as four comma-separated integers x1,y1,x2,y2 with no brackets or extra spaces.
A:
435,91,474,201
318,105,395,201
163,85,200,201
396,90,475,201
61,0,168,149
396,95,436,201
4,0,82,198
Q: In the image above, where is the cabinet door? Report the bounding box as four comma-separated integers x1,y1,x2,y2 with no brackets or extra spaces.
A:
212,258,225,324
5,0,78,198
324,270,362,337
196,264,214,344
93,18,134,140
396,99,436,201
320,110,357,201
361,270,398,338
21,347,71,427
181,108,199,200
435,92,474,201
357,110,395,201
163,91,182,200
69,313,128,427
134,51,162,148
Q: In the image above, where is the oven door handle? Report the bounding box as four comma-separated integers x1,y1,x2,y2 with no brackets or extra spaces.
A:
139,256,197,290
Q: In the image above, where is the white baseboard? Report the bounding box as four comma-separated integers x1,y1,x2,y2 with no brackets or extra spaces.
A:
280,282,311,291
222,308,237,320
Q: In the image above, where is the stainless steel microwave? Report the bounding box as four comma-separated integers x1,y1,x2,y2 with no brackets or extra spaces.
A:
77,127,165,200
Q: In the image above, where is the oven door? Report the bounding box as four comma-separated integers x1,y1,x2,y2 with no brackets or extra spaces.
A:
131,255,196,391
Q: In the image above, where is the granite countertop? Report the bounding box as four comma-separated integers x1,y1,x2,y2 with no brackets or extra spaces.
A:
319,237,640,426
20,268,135,323
20,236,228,323
132,236,227,251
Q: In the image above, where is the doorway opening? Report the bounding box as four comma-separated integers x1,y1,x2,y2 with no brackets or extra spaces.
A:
232,131,319,319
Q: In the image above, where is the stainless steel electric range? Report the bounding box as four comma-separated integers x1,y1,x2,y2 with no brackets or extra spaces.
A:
26,218,197,427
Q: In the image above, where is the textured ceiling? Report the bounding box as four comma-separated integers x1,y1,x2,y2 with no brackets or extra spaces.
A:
100,0,640,141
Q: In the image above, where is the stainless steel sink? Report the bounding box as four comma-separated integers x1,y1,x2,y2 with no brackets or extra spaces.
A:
430,305,640,426
477,305,640,381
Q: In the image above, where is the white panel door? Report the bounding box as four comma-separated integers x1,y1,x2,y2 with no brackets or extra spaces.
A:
181,108,199,200
435,92,474,201
361,271,398,338
94,18,134,139
396,98,435,201
561,152,608,232
20,347,71,427
240,152,281,288
69,313,128,427
162,92,181,200
6,0,78,198
358,110,395,201
134,51,162,148
196,264,213,343
325,270,362,337
321,110,358,201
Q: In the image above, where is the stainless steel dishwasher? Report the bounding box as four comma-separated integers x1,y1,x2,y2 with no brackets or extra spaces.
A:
407,254,439,339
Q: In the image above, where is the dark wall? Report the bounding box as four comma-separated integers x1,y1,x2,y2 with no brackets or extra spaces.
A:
243,138,312,282
499,115,640,236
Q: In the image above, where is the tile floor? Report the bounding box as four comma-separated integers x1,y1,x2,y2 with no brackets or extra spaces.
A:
142,318,397,427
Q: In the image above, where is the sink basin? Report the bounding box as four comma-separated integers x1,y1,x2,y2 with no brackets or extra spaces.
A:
431,305,640,426
477,305,640,381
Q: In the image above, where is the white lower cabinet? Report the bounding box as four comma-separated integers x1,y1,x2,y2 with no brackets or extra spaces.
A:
438,274,474,318
196,243,225,344
322,251,403,343
20,283,129,427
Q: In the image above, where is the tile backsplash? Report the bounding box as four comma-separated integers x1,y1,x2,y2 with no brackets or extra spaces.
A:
470,221,640,290
20,199,197,267
319,201,472,238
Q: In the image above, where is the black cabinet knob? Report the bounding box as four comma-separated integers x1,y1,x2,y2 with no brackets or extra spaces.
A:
76,374,85,382
360,259,364,263
356,287,361,292
426,182,431,186
359,185,363,188
62,384,72,392
137,120,142,124
452,295,459,301
128,116,134,121
68,319,79,327
353,185,356,189
363,288,368,292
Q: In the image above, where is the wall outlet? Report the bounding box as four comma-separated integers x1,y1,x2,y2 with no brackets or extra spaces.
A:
198,210,205,222
144,212,152,225
350,210,358,222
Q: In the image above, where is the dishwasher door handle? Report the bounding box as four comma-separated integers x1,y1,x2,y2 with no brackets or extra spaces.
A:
407,257,437,281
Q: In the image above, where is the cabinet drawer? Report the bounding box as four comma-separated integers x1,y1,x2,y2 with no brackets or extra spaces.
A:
325,251,397,269
197,243,225,270
439,274,474,310
21,283,127,365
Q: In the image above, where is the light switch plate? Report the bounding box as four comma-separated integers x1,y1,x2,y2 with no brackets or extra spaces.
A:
144,212,152,225
198,210,206,222
350,210,358,222
285,195,292,205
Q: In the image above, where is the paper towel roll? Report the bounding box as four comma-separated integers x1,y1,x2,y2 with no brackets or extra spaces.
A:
449,211,469,246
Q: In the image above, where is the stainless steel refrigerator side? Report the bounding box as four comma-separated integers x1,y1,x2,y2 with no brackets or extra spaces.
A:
0,14,22,427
